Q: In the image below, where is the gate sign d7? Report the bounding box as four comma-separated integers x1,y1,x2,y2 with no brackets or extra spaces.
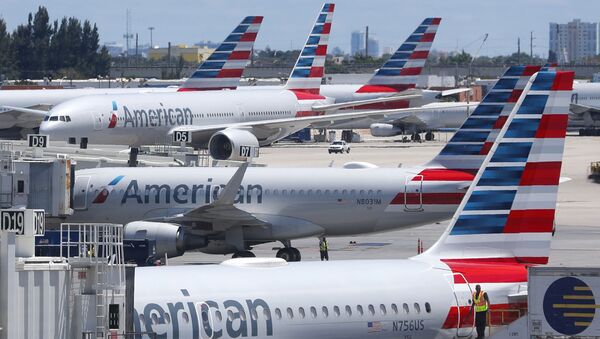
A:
0,209,45,236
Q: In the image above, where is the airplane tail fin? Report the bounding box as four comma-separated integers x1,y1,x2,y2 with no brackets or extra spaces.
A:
422,70,574,264
356,18,441,94
283,3,334,95
426,65,545,173
178,16,263,91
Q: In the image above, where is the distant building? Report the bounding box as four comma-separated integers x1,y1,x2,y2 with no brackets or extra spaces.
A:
351,31,365,56
103,42,124,57
549,19,599,63
351,30,380,57
148,45,215,63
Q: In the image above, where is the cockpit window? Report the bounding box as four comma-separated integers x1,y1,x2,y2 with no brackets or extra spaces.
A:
43,116,50,121
49,116,58,121
65,116,71,122
59,116,65,121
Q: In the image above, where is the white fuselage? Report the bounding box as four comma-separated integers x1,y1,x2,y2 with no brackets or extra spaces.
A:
570,82,600,127
133,257,524,338
67,166,466,238
0,87,174,129
40,89,328,147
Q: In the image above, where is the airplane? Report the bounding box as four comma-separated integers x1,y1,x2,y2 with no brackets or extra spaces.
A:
0,16,263,138
39,4,454,166
568,82,600,135
62,65,545,261
131,70,574,339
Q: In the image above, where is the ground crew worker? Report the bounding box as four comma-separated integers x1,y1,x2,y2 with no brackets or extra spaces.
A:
319,237,329,261
471,284,490,339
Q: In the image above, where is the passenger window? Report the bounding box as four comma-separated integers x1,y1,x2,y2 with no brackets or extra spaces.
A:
342,189,348,195
356,305,364,316
345,305,352,317
322,306,329,318
290,189,296,196
275,308,282,320
298,307,305,319
425,302,431,313
333,306,340,317
403,303,409,314
286,307,294,319
151,313,159,325
251,309,258,321
360,190,365,195
265,189,270,195
391,304,398,314
325,189,330,195
414,303,421,314
316,189,322,195
215,310,223,322
182,312,190,323
138,314,146,325
380,304,387,315
282,189,287,196
368,304,375,316
228,310,235,321
310,306,317,318
299,189,305,196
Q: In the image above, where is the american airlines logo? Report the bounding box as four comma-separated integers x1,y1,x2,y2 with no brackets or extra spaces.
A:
92,175,125,204
121,179,263,205
120,104,194,128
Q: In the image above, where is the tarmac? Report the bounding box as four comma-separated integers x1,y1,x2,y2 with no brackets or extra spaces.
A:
10,132,599,266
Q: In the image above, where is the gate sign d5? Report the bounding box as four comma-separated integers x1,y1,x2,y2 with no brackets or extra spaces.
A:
0,209,45,236
173,130,192,143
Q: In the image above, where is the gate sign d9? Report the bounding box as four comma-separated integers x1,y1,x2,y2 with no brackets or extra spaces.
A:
0,209,45,236
173,130,192,143
28,134,48,148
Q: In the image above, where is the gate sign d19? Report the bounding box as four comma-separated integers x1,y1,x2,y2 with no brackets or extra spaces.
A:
173,130,192,143
0,209,45,236
28,134,48,148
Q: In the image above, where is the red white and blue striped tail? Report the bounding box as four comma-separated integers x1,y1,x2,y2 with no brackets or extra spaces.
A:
178,16,263,92
355,17,441,94
427,65,545,173
283,3,334,95
423,71,574,265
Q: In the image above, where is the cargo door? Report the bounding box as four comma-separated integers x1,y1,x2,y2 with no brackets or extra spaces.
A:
404,174,423,211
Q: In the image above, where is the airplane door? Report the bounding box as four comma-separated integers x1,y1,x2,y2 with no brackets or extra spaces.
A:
93,113,104,130
73,176,91,210
198,302,215,339
445,273,475,338
404,174,423,211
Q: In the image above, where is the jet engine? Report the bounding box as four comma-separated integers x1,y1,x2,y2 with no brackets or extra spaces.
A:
370,123,403,137
124,221,207,259
208,129,259,161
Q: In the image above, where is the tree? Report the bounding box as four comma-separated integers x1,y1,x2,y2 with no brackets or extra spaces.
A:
31,6,52,75
0,18,16,79
12,14,34,78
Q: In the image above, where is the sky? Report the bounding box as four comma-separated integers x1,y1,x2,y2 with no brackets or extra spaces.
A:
2,0,598,57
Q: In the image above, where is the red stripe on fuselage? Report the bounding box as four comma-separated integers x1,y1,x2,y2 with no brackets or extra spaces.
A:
441,259,529,283
289,89,325,99
442,303,527,329
413,169,475,181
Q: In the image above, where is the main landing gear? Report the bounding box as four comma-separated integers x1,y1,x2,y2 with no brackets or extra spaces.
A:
275,240,301,262
128,147,139,167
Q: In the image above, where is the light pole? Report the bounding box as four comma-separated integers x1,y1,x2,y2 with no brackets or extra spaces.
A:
148,26,155,48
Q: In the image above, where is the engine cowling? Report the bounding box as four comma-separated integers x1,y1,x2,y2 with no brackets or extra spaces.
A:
124,221,207,259
370,123,403,137
208,129,259,161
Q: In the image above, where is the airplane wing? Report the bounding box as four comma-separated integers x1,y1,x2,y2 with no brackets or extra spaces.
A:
437,88,471,98
0,105,51,129
311,91,422,111
570,103,600,116
158,163,268,230
169,104,470,146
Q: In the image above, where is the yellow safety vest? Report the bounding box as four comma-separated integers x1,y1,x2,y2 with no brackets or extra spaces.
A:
320,240,328,251
473,291,488,312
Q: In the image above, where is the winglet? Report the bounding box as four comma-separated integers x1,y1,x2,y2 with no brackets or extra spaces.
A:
283,3,335,95
214,162,249,206
179,16,264,92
